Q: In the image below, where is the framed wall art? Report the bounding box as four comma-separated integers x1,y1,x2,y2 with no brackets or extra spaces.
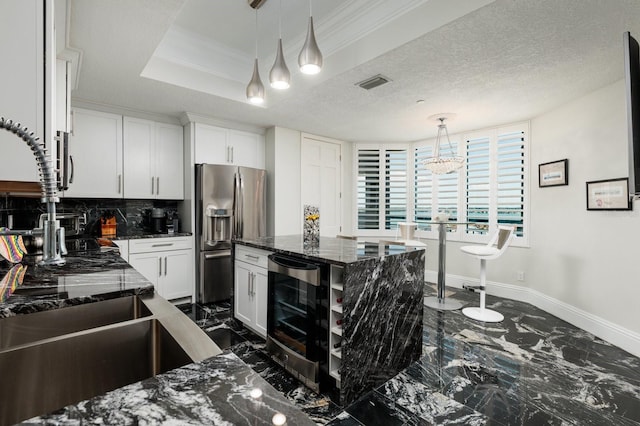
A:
586,177,632,211
539,159,568,187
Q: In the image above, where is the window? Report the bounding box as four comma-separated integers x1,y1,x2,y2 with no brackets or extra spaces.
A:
354,122,528,244
356,146,408,233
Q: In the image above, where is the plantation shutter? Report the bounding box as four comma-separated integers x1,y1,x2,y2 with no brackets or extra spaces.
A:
357,149,381,230
385,149,407,229
414,146,433,227
466,136,491,234
496,130,525,237
435,141,459,222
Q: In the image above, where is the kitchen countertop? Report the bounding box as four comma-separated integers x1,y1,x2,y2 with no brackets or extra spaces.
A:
112,232,192,240
0,242,314,425
234,234,423,266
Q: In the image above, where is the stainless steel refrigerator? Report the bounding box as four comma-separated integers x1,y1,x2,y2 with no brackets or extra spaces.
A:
195,164,267,304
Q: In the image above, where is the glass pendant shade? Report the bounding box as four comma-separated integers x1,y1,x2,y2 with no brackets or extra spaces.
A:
246,58,265,104
270,38,290,89
298,16,322,74
422,117,464,174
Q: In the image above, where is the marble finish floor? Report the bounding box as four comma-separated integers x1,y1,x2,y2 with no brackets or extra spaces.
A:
181,286,640,425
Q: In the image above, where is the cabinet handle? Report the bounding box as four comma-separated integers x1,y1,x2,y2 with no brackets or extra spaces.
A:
231,146,234,163
164,256,167,276
151,176,155,195
250,272,254,296
156,177,160,195
70,109,75,136
118,174,122,194
152,243,173,248
158,257,162,277
247,270,251,296
245,254,259,261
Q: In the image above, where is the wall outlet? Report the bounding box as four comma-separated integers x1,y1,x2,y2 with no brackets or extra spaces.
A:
517,271,525,281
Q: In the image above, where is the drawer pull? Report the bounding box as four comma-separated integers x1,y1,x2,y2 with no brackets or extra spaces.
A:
244,254,260,260
151,243,173,248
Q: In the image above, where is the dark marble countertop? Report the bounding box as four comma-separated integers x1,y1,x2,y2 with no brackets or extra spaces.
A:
0,242,315,425
111,232,192,240
234,234,424,266
0,248,153,318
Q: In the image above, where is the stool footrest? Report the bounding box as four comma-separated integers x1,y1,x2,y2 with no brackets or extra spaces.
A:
463,284,485,292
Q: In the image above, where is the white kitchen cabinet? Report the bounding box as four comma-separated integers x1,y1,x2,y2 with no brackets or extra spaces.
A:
56,59,71,133
234,245,271,338
0,0,44,182
112,240,129,261
64,108,123,198
128,237,193,302
123,118,184,200
194,123,264,169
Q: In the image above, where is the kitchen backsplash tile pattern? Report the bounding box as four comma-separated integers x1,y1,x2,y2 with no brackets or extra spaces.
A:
0,196,179,237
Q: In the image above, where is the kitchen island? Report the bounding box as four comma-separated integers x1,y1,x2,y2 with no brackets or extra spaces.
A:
235,235,426,405
0,243,314,426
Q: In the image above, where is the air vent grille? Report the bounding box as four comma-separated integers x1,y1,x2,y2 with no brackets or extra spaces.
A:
356,74,391,90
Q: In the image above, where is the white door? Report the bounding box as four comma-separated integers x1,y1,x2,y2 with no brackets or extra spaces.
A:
161,250,192,300
0,0,43,182
253,268,268,338
128,252,160,288
123,117,154,199
65,109,123,198
194,123,227,164
234,261,254,326
155,123,184,199
301,136,342,236
228,129,259,168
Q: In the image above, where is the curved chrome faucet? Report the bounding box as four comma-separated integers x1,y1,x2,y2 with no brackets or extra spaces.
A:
0,117,66,265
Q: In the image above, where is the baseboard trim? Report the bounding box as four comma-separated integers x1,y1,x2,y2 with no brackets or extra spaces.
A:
425,270,640,358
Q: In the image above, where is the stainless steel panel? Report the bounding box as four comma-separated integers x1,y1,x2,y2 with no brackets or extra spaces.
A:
266,336,319,393
238,166,266,240
0,318,190,426
195,164,237,252
199,249,232,303
268,256,321,287
0,296,151,349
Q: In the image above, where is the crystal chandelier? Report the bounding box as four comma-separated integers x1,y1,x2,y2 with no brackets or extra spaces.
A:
422,115,464,174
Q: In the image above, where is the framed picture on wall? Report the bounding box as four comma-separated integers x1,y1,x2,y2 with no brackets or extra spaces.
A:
538,159,568,187
586,177,632,211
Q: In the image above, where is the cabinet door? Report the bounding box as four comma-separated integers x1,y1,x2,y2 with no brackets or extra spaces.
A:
161,250,193,301
155,123,184,200
194,123,228,164
0,0,43,182
65,109,123,198
123,117,154,199
129,252,160,289
228,130,259,168
234,261,254,326
253,268,268,337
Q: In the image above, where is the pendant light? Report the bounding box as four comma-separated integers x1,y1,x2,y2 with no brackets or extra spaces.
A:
246,9,265,104
298,0,323,75
269,0,290,89
422,114,465,174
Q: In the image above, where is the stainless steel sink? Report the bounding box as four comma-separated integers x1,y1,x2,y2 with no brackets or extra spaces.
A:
0,294,222,426
0,295,151,349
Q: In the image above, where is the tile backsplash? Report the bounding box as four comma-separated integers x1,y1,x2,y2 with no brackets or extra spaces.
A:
0,196,179,238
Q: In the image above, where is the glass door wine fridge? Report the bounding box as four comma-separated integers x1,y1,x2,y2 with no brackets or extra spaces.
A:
266,254,328,392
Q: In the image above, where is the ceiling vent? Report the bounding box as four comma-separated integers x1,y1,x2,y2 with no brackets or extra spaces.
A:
248,0,268,9
356,74,391,90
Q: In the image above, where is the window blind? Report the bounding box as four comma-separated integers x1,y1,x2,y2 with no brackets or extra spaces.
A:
466,136,491,234
414,146,433,227
496,130,525,237
385,149,407,229
357,149,380,230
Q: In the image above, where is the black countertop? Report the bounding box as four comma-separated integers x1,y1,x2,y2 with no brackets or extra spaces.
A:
234,234,423,266
0,242,315,425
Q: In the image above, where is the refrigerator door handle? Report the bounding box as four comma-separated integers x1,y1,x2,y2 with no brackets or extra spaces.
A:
234,172,243,239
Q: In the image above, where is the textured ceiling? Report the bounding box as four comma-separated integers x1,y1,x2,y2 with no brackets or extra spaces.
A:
68,0,640,142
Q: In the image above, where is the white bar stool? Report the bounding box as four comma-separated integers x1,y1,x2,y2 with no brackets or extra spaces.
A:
460,226,515,323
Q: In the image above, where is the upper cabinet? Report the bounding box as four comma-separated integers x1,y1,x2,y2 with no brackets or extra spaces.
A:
194,123,264,169
64,108,184,199
0,0,45,182
123,117,183,200
65,108,123,198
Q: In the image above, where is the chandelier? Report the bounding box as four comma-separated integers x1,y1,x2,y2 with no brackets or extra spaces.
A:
422,114,464,174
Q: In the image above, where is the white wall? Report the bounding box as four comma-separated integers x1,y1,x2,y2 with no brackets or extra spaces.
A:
438,79,640,348
265,126,302,236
